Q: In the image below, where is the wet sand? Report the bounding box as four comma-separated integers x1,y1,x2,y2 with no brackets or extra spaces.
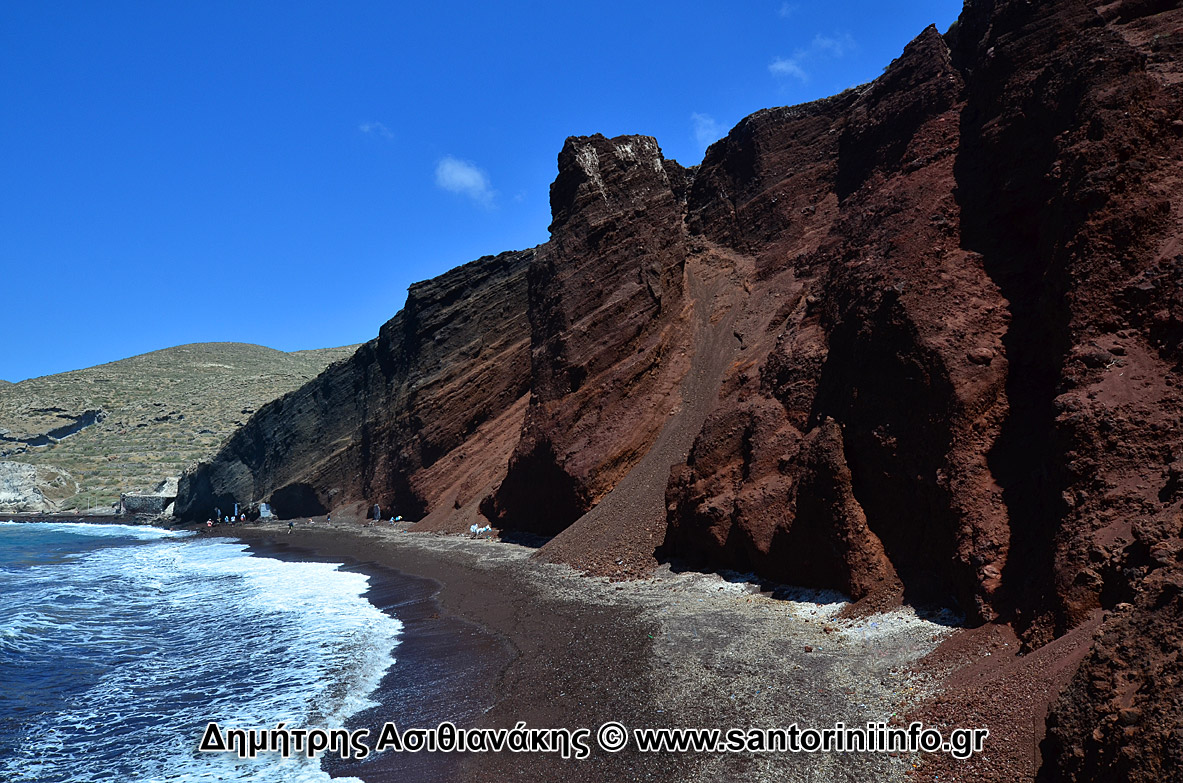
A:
212,515,960,782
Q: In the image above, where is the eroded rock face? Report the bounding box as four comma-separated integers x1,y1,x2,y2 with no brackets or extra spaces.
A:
0,462,75,513
174,2,1183,777
175,249,534,522
664,23,1011,621
946,0,1183,779
482,135,694,535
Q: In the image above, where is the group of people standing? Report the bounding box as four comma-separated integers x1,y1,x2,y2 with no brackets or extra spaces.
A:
204,513,246,529
203,503,402,532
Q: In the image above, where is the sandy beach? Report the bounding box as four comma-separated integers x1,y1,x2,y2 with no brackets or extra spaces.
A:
210,513,961,782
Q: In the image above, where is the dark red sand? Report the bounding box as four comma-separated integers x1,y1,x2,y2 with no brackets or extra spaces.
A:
219,519,692,783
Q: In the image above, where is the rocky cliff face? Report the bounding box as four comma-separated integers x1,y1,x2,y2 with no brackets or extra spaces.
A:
481,135,695,537
0,462,76,513
664,24,1013,622
177,0,1183,778
176,249,533,523
946,1,1183,780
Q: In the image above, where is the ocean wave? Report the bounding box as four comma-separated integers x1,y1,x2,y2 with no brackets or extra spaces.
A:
0,527,401,783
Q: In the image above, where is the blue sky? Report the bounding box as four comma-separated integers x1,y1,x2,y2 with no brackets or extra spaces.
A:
1,1,962,383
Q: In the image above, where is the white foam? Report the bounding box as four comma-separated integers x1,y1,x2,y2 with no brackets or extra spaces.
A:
0,520,193,540
0,530,401,783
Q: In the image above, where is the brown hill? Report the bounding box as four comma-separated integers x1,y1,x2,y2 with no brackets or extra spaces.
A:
176,1,1183,780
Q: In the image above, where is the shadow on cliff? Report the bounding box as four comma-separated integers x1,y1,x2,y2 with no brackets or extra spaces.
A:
950,12,1073,641
808,289,964,613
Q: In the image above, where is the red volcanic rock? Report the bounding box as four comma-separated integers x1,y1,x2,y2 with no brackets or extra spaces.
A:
665,22,1011,622
482,134,695,536
175,1,1183,778
176,249,534,524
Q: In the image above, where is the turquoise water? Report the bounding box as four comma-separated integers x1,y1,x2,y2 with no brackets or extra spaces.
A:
0,522,402,782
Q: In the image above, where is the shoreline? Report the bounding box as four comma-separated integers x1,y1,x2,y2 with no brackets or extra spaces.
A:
2,513,147,524
217,518,679,782
206,514,958,782
4,514,1084,781
226,532,508,783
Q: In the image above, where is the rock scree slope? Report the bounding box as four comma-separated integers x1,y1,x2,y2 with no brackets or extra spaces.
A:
176,1,1183,780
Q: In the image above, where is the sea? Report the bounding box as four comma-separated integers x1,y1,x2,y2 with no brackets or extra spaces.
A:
0,521,404,783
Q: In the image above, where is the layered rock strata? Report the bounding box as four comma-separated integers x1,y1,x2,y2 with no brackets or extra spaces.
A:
176,2,1183,778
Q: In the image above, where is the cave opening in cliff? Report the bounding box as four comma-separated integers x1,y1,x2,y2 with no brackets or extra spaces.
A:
269,483,328,519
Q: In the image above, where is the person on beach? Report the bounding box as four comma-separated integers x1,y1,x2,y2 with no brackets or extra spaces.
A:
287,519,295,535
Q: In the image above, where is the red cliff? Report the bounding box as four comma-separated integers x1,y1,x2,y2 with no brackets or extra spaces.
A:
177,1,1183,778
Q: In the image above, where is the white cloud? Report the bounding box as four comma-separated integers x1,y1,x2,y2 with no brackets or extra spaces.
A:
691,113,723,153
769,57,808,81
769,32,856,83
811,33,855,58
778,3,798,18
359,121,393,139
435,156,495,207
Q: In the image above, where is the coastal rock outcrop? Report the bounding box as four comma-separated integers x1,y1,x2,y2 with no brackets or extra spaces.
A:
175,1,1183,778
663,23,1011,620
0,461,76,513
175,250,534,524
481,134,694,537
